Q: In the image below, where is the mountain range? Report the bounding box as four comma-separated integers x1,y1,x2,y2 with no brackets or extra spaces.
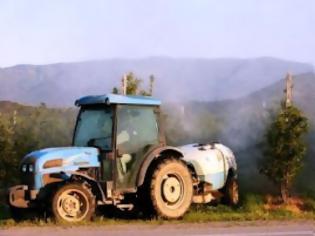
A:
0,57,313,106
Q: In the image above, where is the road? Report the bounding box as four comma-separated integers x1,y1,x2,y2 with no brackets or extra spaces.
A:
0,221,314,236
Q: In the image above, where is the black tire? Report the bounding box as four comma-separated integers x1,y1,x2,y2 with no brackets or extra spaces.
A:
52,183,95,223
150,158,193,219
222,177,239,206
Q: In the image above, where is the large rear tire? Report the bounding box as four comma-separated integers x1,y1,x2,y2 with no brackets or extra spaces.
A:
52,183,95,223
150,158,193,219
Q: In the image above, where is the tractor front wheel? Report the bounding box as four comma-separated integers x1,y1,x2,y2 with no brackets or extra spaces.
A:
52,183,95,222
150,158,193,219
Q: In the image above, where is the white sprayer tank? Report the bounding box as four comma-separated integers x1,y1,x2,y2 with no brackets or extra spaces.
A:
178,143,237,190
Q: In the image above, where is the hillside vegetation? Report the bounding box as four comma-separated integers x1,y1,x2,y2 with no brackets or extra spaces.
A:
0,102,76,187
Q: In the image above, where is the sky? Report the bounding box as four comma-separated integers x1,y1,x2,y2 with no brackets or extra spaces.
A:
0,0,315,67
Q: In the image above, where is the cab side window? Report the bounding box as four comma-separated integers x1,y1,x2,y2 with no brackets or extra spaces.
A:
116,106,159,154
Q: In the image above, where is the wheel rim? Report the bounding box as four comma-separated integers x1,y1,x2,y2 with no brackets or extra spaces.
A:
56,189,89,222
161,173,184,209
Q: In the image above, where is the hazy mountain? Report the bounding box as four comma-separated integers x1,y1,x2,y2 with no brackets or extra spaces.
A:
0,57,313,106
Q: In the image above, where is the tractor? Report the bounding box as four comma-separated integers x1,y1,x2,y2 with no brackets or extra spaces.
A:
8,94,239,222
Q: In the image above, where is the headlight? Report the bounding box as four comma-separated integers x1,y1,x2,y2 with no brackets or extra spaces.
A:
43,159,63,169
28,164,34,172
21,164,27,172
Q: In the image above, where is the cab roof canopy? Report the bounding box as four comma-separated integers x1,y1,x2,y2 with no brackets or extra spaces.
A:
75,94,161,106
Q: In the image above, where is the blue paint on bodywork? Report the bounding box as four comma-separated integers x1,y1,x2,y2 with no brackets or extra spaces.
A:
75,93,161,106
23,147,100,189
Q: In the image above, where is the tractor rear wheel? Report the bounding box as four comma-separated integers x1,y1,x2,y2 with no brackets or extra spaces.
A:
52,183,95,222
150,158,193,219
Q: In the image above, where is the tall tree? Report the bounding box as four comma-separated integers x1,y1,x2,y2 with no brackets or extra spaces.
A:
260,77,309,202
125,72,142,95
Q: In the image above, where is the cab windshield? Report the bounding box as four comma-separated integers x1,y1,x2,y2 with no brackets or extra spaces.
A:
73,106,113,150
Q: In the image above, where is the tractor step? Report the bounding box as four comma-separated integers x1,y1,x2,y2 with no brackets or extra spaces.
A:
116,204,134,211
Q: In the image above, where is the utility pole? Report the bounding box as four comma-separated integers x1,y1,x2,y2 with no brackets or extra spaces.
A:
284,73,293,108
11,110,17,135
13,110,17,126
149,75,155,96
121,74,127,95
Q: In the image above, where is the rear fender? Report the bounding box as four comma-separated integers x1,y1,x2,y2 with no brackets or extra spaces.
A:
136,146,184,187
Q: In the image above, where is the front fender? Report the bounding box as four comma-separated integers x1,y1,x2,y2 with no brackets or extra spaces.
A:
65,171,106,202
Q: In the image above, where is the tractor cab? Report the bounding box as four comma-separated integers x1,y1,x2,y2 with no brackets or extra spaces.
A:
74,94,165,191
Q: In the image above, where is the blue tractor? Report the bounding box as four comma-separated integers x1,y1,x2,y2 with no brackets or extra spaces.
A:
8,94,238,222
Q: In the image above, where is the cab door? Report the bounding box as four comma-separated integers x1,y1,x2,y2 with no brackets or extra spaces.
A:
114,105,160,191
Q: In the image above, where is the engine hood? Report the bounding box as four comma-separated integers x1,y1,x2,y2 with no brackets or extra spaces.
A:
22,147,100,173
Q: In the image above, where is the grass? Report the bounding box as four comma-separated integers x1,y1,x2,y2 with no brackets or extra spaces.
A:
0,194,314,228
184,194,315,222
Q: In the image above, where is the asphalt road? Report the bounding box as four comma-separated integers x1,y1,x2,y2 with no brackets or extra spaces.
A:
0,221,314,236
